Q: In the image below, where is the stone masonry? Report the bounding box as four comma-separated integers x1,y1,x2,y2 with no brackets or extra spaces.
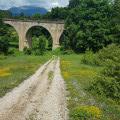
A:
4,19,64,51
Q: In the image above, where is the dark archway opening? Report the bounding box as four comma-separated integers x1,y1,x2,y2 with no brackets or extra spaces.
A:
25,26,53,55
6,24,19,54
32,26,53,50
59,30,70,51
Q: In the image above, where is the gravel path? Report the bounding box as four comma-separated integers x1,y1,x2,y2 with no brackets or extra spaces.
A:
0,57,68,120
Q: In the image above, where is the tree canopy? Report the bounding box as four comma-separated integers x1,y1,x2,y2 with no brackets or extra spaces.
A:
0,0,120,54
63,0,115,52
0,11,10,54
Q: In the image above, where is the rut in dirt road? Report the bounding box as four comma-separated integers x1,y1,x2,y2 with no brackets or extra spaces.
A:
0,57,68,120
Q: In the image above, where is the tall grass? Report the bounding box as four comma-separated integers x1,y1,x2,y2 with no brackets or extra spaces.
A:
0,55,51,98
0,54,7,60
60,54,120,120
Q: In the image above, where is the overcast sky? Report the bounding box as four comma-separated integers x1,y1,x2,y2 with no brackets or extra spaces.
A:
0,0,69,11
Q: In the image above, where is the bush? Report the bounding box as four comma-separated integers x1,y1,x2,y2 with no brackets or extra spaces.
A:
51,47,61,56
89,75,120,99
81,49,101,65
32,49,41,55
103,57,120,78
0,36,10,54
24,47,32,55
31,36,46,55
82,44,120,66
97,43,120,64
61,50,74,55
0,53,7,60
87,44,120,99
12,49,24,56
8,47,15,54
38,36,46,55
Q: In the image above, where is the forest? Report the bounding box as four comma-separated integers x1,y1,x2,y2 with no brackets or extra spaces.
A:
0,0,120,54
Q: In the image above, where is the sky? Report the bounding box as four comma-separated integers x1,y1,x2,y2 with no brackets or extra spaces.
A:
0,0,69,11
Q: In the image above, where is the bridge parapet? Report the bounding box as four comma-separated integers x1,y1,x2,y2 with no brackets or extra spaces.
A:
4,18,64,24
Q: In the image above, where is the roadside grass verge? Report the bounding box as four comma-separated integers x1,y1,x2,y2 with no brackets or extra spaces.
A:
60,54,120,120
0,55,51,98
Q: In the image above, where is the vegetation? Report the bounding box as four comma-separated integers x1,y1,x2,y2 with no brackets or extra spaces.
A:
60,53,120,120
0,0,120,119
0,10,12,18
0,55,51,98
1,0,120,54
48,71,54,84
82,44,120,99
0,11,10,54
24,35,48,55
64,0,114,52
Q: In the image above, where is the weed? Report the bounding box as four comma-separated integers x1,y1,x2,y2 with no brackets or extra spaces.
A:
48,71,54,84
60,54,120,120
0,55,51,98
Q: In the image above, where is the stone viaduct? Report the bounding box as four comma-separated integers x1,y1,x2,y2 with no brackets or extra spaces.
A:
4,19,64,51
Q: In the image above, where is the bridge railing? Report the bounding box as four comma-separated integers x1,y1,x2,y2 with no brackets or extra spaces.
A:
3,18,64,24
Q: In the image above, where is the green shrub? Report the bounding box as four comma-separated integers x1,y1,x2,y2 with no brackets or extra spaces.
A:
12,49,24,56
38,36,46,55
0,53,7,60
87,44,120,99
24,47,32,55
82,44,120,66
9,42,18,48
51,47,61,56
103,57,120,78
81,49,101,65
8,47,15,54
0,36,10,54
97,43,120,64
89,75,120,99
61,50,74,55
31,36,46,55
32,49,41,55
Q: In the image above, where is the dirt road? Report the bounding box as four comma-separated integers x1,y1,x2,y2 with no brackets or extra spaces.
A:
0,57,68,120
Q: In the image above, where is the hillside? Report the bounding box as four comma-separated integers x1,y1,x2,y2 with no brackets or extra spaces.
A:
8,6,48,16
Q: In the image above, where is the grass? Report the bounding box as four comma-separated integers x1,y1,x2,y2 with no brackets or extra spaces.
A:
0,55,51,98
41,58,53,75
0,54,7,60
48,71,54,84
60,54,120,120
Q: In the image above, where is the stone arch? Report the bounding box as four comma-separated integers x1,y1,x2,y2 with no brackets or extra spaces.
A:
24,25,53,49
4,19,64,51
4,23,20,49
4,22,20,39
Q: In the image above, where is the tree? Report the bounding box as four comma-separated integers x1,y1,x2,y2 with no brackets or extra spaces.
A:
0,10,12,18
0,37,10,54
31,36,46,55
111,0,120,43
42,7,69,20
39,36,46,55
50,7,69,20
20,12,24,18
65,0,113,52
0,11,10,54
32,13,42,20
113,0,120,23
69,0,82,9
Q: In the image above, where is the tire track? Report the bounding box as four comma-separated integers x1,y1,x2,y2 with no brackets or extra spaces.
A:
0,57,68,120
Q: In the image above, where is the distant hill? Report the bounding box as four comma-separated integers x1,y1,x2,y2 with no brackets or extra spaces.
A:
8,6,48,16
